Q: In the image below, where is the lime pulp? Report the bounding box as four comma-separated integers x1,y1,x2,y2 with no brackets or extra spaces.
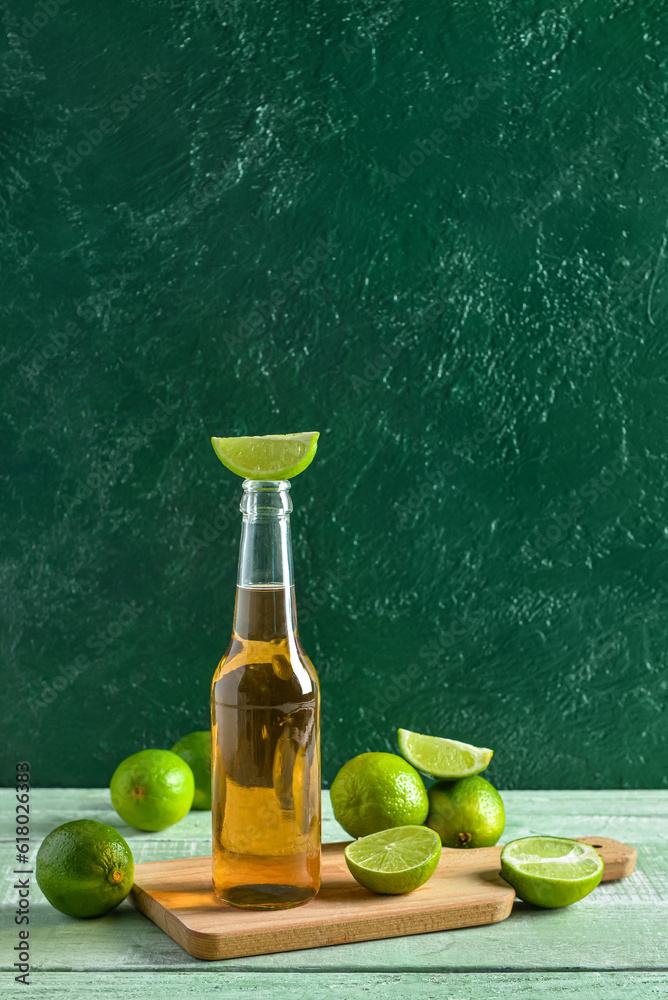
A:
398,728,493,779
211,432,319,480
344,825,442,894
500,836,604,908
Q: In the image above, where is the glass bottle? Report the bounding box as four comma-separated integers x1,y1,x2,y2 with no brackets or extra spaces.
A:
211,479,321,909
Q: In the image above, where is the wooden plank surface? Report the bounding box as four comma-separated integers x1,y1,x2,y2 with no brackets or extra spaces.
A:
2,971,666,999
129,837,635,960
130,841,515,960
1,789,666,974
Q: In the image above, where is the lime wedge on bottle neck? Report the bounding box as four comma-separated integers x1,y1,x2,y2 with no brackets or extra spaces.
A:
211,432,319,480
344,825,442,895
398,728,493,779
500,836,604,908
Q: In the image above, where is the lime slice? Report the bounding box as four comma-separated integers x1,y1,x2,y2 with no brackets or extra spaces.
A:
398,728,493,779
500,836,604,908
211,432,319,480
344,825,441,895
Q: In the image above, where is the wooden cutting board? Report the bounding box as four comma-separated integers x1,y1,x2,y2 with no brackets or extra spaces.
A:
129,836,636,961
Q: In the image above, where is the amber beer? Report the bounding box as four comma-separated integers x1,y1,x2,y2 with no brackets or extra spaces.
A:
211,481,320,909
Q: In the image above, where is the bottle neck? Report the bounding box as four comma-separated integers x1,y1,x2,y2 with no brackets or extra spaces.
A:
237,480,294,588
233,480,297,639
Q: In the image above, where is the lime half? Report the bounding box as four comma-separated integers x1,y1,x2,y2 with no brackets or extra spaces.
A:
344,825,442,895
211,432,319,480
500,836,604,908
398,728,493,779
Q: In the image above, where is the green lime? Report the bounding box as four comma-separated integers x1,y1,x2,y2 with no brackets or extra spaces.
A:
171,731,212,810
426,775,505,848
110,749,195,831
36,819,134,918
398,728,493,779
501,836,604,908
344,825,442,894
211,432,319,480
330,752,429,839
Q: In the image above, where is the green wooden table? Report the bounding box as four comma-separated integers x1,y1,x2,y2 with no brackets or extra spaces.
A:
1,789,666,997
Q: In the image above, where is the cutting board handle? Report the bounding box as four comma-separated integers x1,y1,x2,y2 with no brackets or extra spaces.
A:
576,836,637,880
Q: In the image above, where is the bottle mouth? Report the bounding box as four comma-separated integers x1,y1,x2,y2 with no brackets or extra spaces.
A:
240,480,292,516
242,480,291,491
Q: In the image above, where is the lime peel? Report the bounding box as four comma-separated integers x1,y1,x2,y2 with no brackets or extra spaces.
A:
500,836,604,908
36,819,134,918
171,731,212,811
110,749,195,831
426,775,505,849
344,825,442,894
330,752,429,839
211,432,319,480
398,728,493,779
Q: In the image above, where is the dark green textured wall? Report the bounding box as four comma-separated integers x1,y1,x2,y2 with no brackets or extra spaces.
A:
2,1,667,789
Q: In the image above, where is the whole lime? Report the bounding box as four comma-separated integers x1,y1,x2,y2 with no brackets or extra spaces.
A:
171,731,212,810
110,749,195,831
330,752,429,838
426,775,505,848
36,819,134,918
